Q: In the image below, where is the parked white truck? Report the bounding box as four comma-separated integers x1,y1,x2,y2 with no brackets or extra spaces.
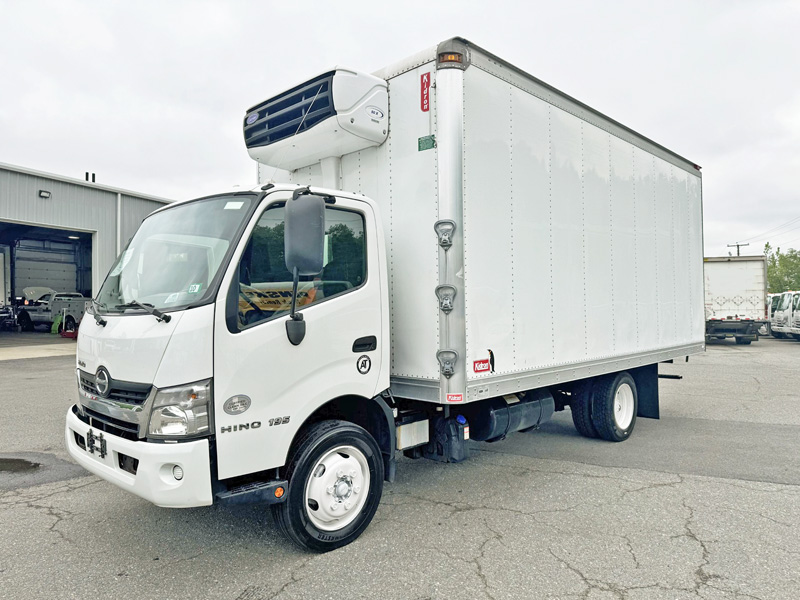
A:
65,38,705,551
17,288,86,332
772,290,800,340
703,256,768,344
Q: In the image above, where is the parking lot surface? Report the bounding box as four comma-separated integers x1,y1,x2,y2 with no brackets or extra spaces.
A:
1,337,799,599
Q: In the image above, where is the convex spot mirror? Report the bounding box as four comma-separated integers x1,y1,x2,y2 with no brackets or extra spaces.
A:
284,193,325,276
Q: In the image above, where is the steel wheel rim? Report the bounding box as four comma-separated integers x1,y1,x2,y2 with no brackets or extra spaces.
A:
304,444,370,532
613,383,635,430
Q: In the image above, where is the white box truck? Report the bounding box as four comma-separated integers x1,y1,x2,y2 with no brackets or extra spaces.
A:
65,38,705,551
772,290,800,340
703,256,768,344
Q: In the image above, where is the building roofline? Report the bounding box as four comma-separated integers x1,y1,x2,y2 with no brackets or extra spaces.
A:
0,161,173,204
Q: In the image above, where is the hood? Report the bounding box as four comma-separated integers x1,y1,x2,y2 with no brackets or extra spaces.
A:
22,287,55,301
76,304,214,387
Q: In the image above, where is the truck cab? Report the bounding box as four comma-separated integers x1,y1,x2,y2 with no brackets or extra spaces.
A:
66,186,392,549
771,291,798,339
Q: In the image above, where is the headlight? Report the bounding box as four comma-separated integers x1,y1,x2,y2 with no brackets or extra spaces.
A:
148,379,212,438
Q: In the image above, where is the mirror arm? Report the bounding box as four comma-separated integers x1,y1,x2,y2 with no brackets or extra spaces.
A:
286,266,306,346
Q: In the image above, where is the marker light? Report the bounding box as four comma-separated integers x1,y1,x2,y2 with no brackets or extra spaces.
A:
275,487,285,499
173,465,184,480
438,52,463,64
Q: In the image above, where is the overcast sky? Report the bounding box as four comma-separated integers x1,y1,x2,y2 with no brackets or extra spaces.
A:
1,0,798,256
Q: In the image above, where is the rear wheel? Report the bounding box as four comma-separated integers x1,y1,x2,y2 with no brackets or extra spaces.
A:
272,420,384,552
570,379,598,438
17,311,34,332
735,337,751,345
591,372,637,442
64,316,77,332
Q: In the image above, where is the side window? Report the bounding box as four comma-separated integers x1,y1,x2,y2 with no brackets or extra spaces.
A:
793,294,800,311
235,205,366,328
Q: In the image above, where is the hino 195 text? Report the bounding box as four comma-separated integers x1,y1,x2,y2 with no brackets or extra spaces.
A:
66,38,705,551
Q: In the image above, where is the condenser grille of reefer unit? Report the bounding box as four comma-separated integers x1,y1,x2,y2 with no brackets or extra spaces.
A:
243,71,336,149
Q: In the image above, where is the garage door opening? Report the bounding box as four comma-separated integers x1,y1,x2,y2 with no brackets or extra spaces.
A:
0,222,93,305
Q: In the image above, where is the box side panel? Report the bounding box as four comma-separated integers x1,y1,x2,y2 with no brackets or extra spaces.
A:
342,63,441,384
461,68,515,375
462,66,704,392
508,86,553,371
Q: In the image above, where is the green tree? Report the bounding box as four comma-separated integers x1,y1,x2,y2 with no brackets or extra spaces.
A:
764,242,800,292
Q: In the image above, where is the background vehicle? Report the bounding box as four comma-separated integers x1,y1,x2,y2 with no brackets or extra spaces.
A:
17,288,86,332
703,256,767,344
66,38,704,551
771,291,798,339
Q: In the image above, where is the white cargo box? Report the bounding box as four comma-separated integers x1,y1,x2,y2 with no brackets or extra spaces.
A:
251,37,705,403
704,256,768,321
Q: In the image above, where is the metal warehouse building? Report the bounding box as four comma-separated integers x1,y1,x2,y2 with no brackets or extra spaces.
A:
0,162,172,304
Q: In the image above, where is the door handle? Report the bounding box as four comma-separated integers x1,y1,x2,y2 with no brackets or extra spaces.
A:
352,336,377,353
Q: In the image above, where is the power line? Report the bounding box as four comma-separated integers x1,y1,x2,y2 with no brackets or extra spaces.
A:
738,214,800,243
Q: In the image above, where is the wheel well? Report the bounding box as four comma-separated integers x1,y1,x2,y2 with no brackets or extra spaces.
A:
290,395,396,482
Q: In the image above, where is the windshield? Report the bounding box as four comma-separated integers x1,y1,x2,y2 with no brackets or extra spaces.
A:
97,194,256,313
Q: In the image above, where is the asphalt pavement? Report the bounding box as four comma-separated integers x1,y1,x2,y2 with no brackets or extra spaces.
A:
1,336,799,599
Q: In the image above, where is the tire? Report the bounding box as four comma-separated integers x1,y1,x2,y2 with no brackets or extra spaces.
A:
715,336,726,340
591,372,638,442
773,332,785,339
570,379,598,438
272,420,384,552
65,316,76,332
735,337,751,345
17,311,34,332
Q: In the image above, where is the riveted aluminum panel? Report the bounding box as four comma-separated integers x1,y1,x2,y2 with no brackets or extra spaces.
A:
509,85,553,371
462,68,514,375
461,64,704,396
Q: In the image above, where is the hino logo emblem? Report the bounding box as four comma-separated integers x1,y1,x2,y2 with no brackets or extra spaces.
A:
95,367,111,398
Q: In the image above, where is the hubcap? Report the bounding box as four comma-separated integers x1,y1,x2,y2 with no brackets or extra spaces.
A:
613,383,635,430
305,445,370,531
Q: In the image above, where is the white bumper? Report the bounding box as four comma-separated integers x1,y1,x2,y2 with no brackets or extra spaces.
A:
65,406,213,508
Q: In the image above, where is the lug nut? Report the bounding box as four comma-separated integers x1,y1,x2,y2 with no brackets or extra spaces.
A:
330,503,338,511
337,470,345,478
344,501,351,510
354,485,361,494
349,470,357,478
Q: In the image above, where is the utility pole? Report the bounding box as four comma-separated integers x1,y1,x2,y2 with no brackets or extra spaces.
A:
727,242,749,256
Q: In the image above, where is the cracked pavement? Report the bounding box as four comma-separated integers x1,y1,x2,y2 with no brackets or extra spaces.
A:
1,337,799,599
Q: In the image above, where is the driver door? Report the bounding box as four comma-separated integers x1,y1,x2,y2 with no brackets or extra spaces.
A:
213,194,384,480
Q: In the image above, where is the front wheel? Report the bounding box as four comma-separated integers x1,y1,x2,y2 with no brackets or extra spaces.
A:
272,420,384,552
17,311,34,332
591,372,638,442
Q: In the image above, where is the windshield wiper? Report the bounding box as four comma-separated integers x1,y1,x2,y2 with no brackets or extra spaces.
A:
91,299,107,327
115,300,172,323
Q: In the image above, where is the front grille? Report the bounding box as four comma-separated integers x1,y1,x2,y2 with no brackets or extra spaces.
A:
79,372,151,406
244,70,336,149
76,405,140,441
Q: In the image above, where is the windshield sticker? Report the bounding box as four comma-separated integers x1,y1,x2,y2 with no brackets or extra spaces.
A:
188,284,202,294
224,201,244,210
165,293,180,303
109,250,133,276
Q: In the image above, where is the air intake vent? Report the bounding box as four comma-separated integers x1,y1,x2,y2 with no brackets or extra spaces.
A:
244,71,336,149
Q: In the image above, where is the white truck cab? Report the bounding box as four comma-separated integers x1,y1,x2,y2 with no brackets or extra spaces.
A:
67,38,705,551
771,291,799,340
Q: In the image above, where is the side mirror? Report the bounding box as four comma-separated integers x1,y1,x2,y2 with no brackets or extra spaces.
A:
285,192,326,276
284,191,326,346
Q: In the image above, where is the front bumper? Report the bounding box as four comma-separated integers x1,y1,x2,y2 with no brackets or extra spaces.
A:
65,405,213,508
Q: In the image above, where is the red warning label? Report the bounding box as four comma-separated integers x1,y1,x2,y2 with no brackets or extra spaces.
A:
473,359,491,373
421,72,430,112
446,393,463,403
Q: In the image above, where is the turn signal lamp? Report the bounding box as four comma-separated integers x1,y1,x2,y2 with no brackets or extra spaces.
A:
439,52,463,64
275,487,285,499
